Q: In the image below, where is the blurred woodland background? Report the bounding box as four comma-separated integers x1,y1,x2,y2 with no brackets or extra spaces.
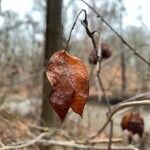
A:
0,0,150,150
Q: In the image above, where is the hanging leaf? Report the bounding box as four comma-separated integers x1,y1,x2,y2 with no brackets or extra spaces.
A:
46,50,89,122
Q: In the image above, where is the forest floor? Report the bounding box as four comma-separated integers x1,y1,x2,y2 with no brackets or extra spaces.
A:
1,94,150,149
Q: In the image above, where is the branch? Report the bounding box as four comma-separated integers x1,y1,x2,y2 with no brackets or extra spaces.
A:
0,132,47,150
40,139,136,150
28,124,75,141
1,138,137,150
96,39,113,149
81,21,97,52
111,100,150,115
65,9,86,50
80,0,150,66
88,100,150,140
121,92,150,103
88,138,122,144
80,12,113,149
0,141,5,148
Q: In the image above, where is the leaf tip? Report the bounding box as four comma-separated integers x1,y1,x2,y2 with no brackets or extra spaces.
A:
79,113,83,118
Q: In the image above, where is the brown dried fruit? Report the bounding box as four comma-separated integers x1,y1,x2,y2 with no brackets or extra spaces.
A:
46,50,89,122
121,112,144,143
101,42,112,59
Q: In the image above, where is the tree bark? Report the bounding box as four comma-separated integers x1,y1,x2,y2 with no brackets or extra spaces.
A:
41,0,63,127
120,14,126,97
121,49,126,96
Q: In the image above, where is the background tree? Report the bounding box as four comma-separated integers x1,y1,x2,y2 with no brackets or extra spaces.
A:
41,0,63,126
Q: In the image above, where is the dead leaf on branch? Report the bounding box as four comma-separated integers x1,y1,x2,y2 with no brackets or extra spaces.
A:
46,50,89,122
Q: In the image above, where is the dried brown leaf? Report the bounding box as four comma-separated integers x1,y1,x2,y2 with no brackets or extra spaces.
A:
46,50,89,122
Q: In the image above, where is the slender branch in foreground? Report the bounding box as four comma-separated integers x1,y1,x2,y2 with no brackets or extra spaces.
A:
40,139,136,150
81,13,113,148
0,132,51,150
108,119,113,150
80,0,150,66
0,141,5,148
122,92,150,103
96,41,113,149
115,92,150,115
81,20,97,52
96,58,113,149
95,54,113,149
1,139,137,150
88,100,150,140
0,120,132,150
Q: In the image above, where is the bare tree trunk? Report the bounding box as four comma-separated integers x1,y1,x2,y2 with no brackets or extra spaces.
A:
41,0,63,127
40,1,63,150
121,48,126,96
120,14,126,97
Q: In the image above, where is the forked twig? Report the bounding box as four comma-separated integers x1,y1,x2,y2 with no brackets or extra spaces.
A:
80,0,150,66
80,11,113,149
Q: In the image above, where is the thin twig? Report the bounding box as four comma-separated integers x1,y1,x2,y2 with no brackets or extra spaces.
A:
108,119,113,150
97,41,113,149
40,139,136,150
81,15,97,53
0,132,52,150
80,0,150,66
65,9,86,50
88,100,150,140
81,13,113,148
0,141,5,148
115,92,150,114
88,138,122,144
114,92,150,114
122,92,150,103
97,0,110,39
28,124,75,141
97,72,110,106
28,124,51,132
1,139,137,150
81,21,97,50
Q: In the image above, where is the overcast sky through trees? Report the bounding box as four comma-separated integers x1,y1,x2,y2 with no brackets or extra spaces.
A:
1,0,150,29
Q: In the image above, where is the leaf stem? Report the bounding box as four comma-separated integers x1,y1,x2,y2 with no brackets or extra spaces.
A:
65,9,86,51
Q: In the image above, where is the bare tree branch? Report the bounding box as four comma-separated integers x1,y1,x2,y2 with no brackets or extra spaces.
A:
40,139,137,150
80,0,150,66
88,100,150,140
65,9,86,50
0,132,49,150
1,138,137,150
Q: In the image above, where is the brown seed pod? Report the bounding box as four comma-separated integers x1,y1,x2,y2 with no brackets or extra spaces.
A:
121,112,144,143
88,50,97,65
101,42,112,59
